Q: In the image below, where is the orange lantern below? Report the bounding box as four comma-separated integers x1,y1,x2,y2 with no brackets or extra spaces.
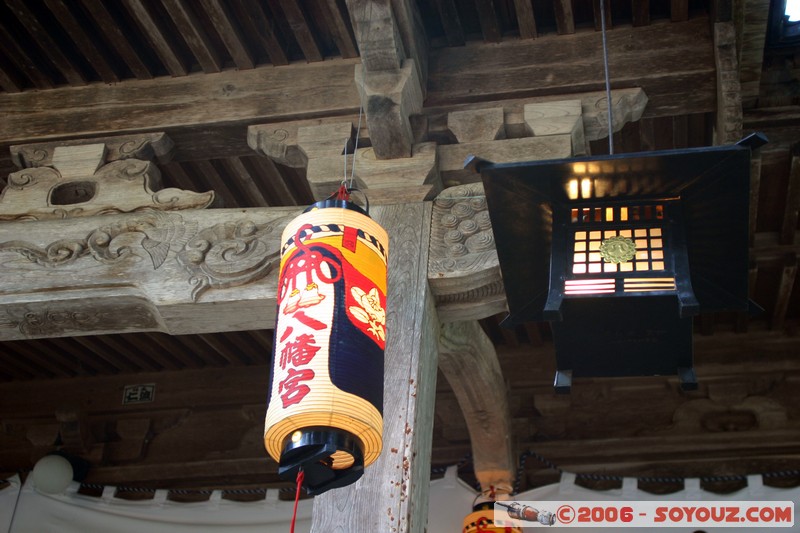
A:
463,502,523,533
264,198,388,494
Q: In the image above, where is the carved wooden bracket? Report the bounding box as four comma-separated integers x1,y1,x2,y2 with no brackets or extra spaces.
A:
10,132,176,168
439,320,515,493
1,133,214,221
435,89,647,186
248,121,440,203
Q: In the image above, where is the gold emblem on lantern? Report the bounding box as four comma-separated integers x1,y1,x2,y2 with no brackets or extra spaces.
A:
599,235,636,264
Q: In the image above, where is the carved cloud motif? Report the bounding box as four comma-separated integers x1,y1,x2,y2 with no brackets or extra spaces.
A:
177,219,286,301
0,211,193,270
429,183,504,315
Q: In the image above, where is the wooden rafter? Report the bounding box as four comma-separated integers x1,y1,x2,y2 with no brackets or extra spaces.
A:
5,0,87,86
554,0,575,34
514,0,537,39
229,0,289,66
79,0,154,80
273,0,323,62
198,0,255,70
433,0,465,45
161,0,223,73
123,0,188,76
44,0,121,83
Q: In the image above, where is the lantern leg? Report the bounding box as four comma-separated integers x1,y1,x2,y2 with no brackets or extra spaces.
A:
678,367,698,391
676,278,700,318
553,370,572,394
543,290,564,321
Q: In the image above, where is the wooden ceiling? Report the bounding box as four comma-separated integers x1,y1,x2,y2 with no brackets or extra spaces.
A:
1,0,800,498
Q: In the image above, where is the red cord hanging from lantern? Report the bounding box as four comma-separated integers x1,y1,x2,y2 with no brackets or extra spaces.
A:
264,192,388,495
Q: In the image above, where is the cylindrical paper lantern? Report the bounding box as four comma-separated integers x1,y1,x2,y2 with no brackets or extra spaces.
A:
264,199,388,494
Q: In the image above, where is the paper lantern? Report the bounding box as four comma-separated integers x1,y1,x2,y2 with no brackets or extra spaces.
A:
474,136,764,392
463,502,523,533
32,454,73,494
264,198,388,494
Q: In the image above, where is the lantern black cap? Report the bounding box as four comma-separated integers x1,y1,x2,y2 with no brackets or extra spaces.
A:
278,427,364,495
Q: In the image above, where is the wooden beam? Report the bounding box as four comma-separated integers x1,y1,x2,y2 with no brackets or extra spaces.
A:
0,60,361,154
347,0,404,70
438,136,572,185
0,65,22,94
356,59,424,159
772,253,798,331
739,0,770,108
311,203,438,533
592,0,612,31
749,147,762,246
346,0,425,159
781,153,800,245
439,321,514,492
389,0,430,85
427,18,716,119
714,21,743,144
0,25,702,163
0,206,300,340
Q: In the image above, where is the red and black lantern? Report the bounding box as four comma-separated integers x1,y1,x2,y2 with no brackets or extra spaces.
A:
264,196,388,494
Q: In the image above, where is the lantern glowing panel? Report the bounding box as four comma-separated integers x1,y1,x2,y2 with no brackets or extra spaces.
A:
264,200,388,495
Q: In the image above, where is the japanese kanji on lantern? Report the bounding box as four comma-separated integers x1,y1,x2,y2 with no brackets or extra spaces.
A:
264,195,388,495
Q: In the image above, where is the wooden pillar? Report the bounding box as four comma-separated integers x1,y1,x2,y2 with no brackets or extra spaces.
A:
311,202,438,533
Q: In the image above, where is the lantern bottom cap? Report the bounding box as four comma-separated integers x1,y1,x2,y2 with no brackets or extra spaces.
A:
278,426,365,495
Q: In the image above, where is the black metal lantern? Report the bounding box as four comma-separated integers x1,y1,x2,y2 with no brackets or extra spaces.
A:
473,136,764,392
